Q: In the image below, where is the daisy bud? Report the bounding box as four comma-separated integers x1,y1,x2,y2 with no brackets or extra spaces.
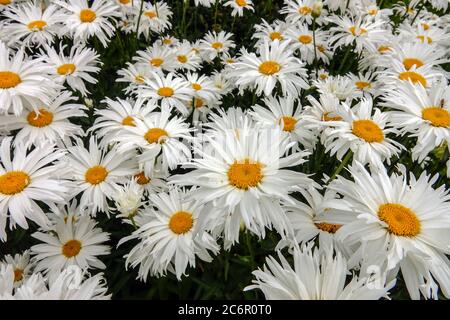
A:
312,1,323,18
84,98,93,108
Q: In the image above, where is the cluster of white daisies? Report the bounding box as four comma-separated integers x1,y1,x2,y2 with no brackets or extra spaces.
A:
0,0,449,300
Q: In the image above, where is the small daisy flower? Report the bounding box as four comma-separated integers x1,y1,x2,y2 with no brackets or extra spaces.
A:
0,90,86,148
113,107,192,173
230,40,308,96
250,96,317,150
193,0,216,7
135,1,172,38
199,30,236,62
173,40,202,71
286,24,330,64
117,62,154,93
1,250,32,287
323,98,403,169
65,137,137,214
137,72,194,115
113,179,144,220
223,0,254,17
31,214,110,280
41,43,101,97
54,0,120,47
253,19,289,46
119,188,220,281
281,0,322,25
133,42,177,73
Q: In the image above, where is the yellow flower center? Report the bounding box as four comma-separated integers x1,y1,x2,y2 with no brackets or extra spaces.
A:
236,0,247,6
0,0,12,5
85,165,108,185
421,23,430,31
422,107,450,128
0,71,21,89
79,9,96,23
157,87,174,97
195,98,204,108
368,9,377,15
269,32,283,41
298,34,312,44
348,26,367,36
298,6,312,15
315,223,342,234
227,159,263,190
355,81,371,90
27,108,54,127
377,45,391,54
150,58,164,67
13,269,23,282
134,171,150,185
212,42,223,50
177,55,188,63
317,44,326,53
192,83,202,91
416,35,432,44
398,71,427,87
259,61,281,75
62,239,82,258
403,58,424,70
122,116,135,126
119,0,131,4
144,10,157,18
162,38,172,45
322,112,342,122
319,73,328,80
169,211,193,235
27,20,47,31
57,63,76,75
0,171,30,195
352,119,384,143
378,203,421,237
281,116,297,132
144,128,168,144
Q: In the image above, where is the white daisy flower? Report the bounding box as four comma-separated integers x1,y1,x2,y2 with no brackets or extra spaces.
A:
134,1,172,38
329,162,450,300
117,62,154,92
281,0,323,25
119,188,220,281
113,107,192,173
286,24,330,65
223,0,254,17
173,40,202,71
193,0,216,7
91,97,154,146
31,214,110,279
133,42,177,73
54,0,120,47
382,80,450,162
313,74,356,102
249,95,317,150
322,98,403,169
41,43,101,97
245,244,394,300
253,19,289,46
113,179,144,220
171,121,313,248
137,72,194,115
199,30,236,62
0,41,55,115
0,90,86,148
0,137,69,241
1,250,32,287
1,1,66,47
230,40,308,96
65,137,137,214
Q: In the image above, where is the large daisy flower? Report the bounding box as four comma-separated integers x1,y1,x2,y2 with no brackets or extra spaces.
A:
0,41,55,115
329,162,450,299
0,137,69,241
199,30,236,62
170,119,313,248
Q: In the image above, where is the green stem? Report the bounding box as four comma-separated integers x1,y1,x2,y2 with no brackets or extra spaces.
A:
130,216,138,230
135,0,145,39
312,18,319,80
410,0,424,26
327,150,353,183
231,16,236,33
213,0,219,26
181,0,188,37
246,232,256,271
337,45,353,75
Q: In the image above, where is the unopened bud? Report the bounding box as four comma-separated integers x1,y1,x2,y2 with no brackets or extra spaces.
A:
312,1,323,18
